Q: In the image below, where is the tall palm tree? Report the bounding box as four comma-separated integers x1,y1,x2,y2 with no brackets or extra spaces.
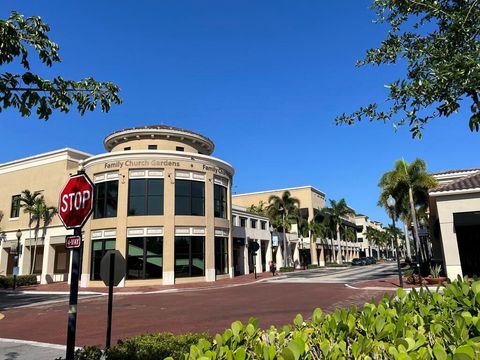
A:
308,219,327,265
19,190,43,273
28,196,46,274
378,159,437,263
267,191,300,267
323,198,355,264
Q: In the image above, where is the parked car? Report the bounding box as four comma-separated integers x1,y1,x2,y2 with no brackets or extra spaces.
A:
360,256,373,265
366,256,377,264
352,258,366,266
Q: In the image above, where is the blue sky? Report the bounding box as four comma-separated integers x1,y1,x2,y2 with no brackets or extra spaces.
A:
1,1,478,225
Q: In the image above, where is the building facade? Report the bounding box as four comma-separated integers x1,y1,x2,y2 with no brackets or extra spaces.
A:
233,186,361,266
0,126,235,287
429,169,480,279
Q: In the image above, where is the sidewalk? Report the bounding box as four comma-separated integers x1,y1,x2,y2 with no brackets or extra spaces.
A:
348,276,443,291
15,271,283,294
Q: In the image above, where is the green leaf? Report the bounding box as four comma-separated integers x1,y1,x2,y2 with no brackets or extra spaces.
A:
293,314,303,327
281,347,295,360
433,343,447,360
235,347,246,360
454,345,474,360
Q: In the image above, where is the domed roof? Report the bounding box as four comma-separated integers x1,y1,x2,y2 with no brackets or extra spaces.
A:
103,125,215,154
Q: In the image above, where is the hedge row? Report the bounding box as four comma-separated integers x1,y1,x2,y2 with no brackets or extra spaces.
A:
0,275,37,289
69,278,480,359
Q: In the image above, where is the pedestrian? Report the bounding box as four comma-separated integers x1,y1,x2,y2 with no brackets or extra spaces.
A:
270,261,276,276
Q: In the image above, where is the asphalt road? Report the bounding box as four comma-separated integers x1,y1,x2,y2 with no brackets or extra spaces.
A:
0,265,396,348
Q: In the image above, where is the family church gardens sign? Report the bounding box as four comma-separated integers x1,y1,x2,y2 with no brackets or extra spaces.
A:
103,159,230,176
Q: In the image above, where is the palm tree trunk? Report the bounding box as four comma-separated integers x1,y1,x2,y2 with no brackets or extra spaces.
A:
31,226,39,275
336,228,342,264
309,231,318,265
403,223,412,260
408,187,423,264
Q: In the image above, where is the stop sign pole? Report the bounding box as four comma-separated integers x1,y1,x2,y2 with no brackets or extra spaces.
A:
59,168,94,360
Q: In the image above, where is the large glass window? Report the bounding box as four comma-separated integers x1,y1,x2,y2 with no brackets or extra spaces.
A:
94,181,118,219
90,239,116,280
215,237,228,275
127,236,163,279
175,180,205,216
214,184,227,218
175,236,205,278
128,179,164,216
10,195,20,218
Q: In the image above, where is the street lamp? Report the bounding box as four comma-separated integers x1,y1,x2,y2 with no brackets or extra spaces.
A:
13,229,22,291
386,195,404,288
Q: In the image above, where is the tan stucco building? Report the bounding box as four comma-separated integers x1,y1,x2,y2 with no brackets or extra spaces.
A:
429,169,480,280
0,125,235,287
233,186,361,266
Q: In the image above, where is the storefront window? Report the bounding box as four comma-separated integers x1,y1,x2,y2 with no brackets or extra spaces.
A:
10,195,20,218
214,184,227,218
128,179,164,216
94,180,118,218
127,236,163,279
54,245,70,273
215,236,228,275
175,180,205,216
174,236,205,278
90,239,116,280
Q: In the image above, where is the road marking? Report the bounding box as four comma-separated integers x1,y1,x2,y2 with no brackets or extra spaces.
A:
0,337,69,350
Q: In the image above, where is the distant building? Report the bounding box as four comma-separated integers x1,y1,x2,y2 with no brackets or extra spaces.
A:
233,186,361,266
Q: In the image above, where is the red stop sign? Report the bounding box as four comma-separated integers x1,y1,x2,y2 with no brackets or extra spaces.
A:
58,173,94,229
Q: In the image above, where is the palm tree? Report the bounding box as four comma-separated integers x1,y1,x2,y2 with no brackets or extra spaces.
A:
378,159,437,263
28,196,47,274
323,198,355,264
19,190,43,273
308,219,327,265
267,191,300,267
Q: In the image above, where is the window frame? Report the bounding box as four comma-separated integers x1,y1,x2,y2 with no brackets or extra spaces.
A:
90,238,116,280
127,236,163,279
175,179,205,216
214,184,227,218
10,194,21,218
215,236,229,275
128,178,164,216
93,180,119,219
174,236,205,278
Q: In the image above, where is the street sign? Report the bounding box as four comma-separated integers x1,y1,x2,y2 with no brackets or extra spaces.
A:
65,235,81,249
100,250,126,287
58,173,94,229
12,266,19,276
249,241,260,252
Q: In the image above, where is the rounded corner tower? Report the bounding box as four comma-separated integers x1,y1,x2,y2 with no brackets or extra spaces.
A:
81,124,234,287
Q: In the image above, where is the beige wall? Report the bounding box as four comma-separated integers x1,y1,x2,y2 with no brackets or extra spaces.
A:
431,192,480,279
233,187,326,221
110,139,202,154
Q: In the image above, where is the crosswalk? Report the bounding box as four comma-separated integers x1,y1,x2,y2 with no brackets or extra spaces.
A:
265,263,398,284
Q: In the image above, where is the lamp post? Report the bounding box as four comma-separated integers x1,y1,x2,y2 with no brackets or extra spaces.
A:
386,195,404,288
13,229,22,291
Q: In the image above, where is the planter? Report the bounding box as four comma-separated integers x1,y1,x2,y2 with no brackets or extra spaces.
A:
425,276,447,285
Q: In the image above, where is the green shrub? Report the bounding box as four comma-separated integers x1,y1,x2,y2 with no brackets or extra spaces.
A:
279,267,295,273
181,278,480,359
0,275,37,289
306,264,319,269
107,333,211,360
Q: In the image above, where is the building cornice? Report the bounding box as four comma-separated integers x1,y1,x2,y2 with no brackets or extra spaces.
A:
233,185,326,198
0,148,92,175
83,150,235,177
429,187,480,197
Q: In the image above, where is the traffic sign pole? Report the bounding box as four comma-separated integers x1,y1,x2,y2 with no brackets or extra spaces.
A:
66,227,82,360
106,252,115,348
60,169,94,360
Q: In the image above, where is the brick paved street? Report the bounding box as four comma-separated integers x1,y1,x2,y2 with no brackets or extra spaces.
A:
0,280,391,347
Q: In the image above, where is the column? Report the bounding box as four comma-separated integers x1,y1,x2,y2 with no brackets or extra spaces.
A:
40,238,55,284
0,241,8,275
243,243,249,274
293,242,300,268
163,167,176,285
256,241,262,273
